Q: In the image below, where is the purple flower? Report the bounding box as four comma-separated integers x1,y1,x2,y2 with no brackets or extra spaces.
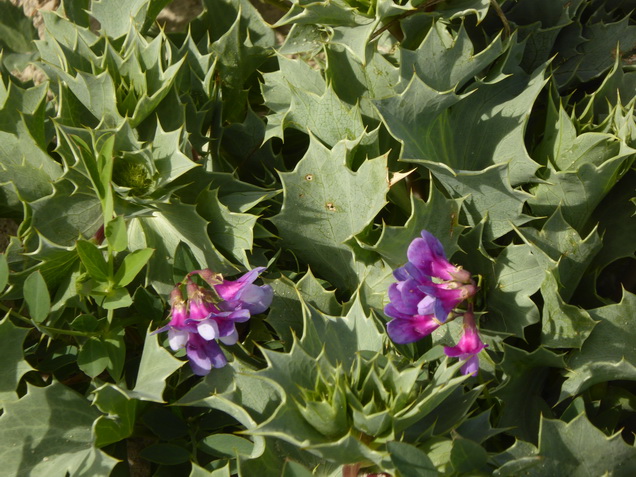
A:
154,267,272,376
443,311,486,376
186,333,227,376
385,230,477,344
197,267,273,314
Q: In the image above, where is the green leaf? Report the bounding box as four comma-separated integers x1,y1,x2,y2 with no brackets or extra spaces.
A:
265,276,304,348
588,170,636,273
326,45,399,119
493,345,565,442
192,462,231,477
378,64,545,185
555,15,636,86
0,382,117,476
199,434,255,458
0,253,8,292
417,161,533,241
113,248,154,287
131,330,184,402
0,314,34,406
197,188,257,267
357,186,465,268
388,441,437,477
101,287,133,310
502,414,636,475
77,337,109,378
400,22,504,92
374,73,460,159
127,200,234,295
70,314,101,333
529,154,632,232
93,383,138,447
105,215,127,252
450,437,489,474
76,240,109,282
89,0,165,38
151,123,198,189
296,268,342,316
0,1,38,55
271,136,388,291
540,271,596,348
23,270,50,323
57,70,122,127
281,461,314,477
104,329,126,381
30,180,102,247
301,295,384,366
561,291,636,399
517,208,602,301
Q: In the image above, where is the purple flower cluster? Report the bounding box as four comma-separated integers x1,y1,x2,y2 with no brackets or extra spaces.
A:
155,267,272,376
385,230,485,375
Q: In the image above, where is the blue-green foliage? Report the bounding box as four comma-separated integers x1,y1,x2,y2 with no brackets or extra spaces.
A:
0,0,635,475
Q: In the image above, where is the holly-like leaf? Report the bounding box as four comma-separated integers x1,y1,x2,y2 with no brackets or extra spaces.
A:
271,136,388,291
325,45,399,119
30,180,103,247
130,331,184,402
0,314,34,406
400,22,504,92
0,382,117,476
529,153,633,232
419,161,533,242
127,200,235,295
379,64,545,185
300,295,384,367
90,0,170,38
540,271,596,349
555,14,636,86
516,208,602,301
197,188,257,267
388,441,437,477
561,291,636,399
492,345,565,442
500,413,636,476
357,186,465,268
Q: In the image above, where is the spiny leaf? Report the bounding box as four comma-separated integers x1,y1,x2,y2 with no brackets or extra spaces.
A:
418,161,533,242
501,413,636,475
197,188,257,268
400,22,504,92
528,153,633,232
561,291,636,399
127,200,235,295
270,136,388,291
492,345,565,442
356,186,465,268
130,331,184,402
0,382,117,476
539,270,596,349
517,208,602,300
0,314,34,406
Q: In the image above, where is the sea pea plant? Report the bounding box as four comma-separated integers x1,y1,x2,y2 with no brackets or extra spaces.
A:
0,0,635,475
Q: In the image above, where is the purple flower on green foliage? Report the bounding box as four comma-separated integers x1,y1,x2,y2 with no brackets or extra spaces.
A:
385,230,486,375
155,267,272,376
443,311,486,376
384,230,477,344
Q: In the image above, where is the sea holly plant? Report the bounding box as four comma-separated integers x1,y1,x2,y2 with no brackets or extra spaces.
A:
1,0,636,475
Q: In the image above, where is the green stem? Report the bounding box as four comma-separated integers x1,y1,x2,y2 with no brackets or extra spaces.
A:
0,303,97,337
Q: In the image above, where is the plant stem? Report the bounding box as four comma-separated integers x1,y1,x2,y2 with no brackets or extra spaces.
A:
0,303,96,337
